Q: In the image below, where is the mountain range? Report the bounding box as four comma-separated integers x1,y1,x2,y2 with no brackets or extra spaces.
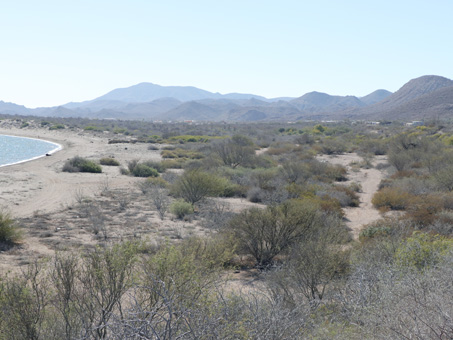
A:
1,75,453,122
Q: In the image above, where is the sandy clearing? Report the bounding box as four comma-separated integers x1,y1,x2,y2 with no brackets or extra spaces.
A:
318,153,387,239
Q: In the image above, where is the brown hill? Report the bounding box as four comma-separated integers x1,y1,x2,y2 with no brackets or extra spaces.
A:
342,75,453,120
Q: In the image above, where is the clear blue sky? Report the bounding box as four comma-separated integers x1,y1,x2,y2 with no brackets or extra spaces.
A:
1,0,452,108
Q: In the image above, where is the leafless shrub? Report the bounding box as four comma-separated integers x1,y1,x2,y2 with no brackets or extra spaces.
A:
199,199,235,230
147,185,171,220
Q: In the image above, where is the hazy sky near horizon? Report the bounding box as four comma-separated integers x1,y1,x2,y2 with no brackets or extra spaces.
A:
1,0,452,108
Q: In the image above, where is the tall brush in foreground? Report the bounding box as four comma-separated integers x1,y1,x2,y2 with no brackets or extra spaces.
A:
0,210,22,247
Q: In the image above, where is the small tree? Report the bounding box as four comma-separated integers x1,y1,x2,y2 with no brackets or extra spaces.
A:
212,135,255,168
172,170,224,206
267,214,349,303
148,185,171,220
228,199,320,268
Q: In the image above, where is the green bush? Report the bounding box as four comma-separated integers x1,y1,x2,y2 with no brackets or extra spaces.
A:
84,126,103,131
395,232,453,271
142,160,166,173
172,170,225,205
0,211,22,246
131,164,159,177
170,199,194,219
49,124,65,130
99,157,120,166
62,156,102,173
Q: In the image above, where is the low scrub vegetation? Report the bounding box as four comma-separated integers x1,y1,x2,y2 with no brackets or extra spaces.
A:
62,156,102,173
5,119,453,338
99,157,120,166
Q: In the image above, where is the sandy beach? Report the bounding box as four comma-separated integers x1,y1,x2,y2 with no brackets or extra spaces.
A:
0,122,161,218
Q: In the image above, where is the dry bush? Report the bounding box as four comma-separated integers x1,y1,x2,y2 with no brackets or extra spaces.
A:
372,187,415,211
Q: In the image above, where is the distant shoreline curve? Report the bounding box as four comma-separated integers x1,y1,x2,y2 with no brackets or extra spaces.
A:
0,134,63,168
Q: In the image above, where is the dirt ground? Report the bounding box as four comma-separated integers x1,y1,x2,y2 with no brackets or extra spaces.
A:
318,153,387,239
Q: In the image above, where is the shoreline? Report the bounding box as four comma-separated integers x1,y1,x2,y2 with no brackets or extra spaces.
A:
0,124,160,218
0,133,63,168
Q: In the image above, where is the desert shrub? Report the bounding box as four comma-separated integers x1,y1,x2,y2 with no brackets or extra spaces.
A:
211,135,256,168
323,185,360,207
360,222,393,240
49,124,65,130
325,164,348,181
227,199,341,268
250,168,279,190
247,187,264,203
372,187,414,210
141,160,166,173
139,236,233,316
137,177,169,194
84,126,103,131
429,210,453,235
145,176,169,188
0,211,22,246
99,157,120,166
126,160,161,177
279,161,310,184
349,181,362,193
161,148,204,160
170,199,194,219
315,195,344,217
395,231,453,271
320,137,348,155
434,165,453,191
160,159,186,169
390,176,436,195
119,167,129,175
405,194,444,226
171,170,225,205
199,200,236,230
266,143,295,156
266,214,349,303
359,138,388,155
63,156,102,173
131,164,159,177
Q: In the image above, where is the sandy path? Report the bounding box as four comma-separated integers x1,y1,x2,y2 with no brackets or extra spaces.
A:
0,126,161,218
318,153,386,239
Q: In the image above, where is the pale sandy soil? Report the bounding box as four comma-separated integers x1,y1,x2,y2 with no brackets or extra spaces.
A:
318,153,387,239
0,124,161,217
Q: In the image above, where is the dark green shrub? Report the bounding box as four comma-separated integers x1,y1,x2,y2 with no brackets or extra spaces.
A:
63,156,102,173
131,164,159,177
49,124,65,130
84,126,103,131
142,160,166,173
100,157,120,166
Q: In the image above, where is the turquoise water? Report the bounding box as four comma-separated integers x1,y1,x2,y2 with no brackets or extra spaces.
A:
0,134,62,167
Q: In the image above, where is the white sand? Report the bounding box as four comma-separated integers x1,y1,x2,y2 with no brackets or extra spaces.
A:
0,125,161,217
